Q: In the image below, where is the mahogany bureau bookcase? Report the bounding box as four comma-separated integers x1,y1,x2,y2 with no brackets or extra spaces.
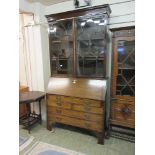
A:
46,77,107,144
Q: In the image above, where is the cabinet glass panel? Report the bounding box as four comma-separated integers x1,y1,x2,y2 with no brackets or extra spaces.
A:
116,39,135,96
49,19,73,75
117,40,135,69
76,14,107,77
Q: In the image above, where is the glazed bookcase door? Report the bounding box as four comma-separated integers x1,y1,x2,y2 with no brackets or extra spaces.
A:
75,15,107,77
113,37,135,96
46,5,111,77
49,19,74,76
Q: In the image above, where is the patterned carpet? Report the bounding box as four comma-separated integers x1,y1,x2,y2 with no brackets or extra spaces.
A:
19,123,135,155
20,136,28,146
22,141,86,155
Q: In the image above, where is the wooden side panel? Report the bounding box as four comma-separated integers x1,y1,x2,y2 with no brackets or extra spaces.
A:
73,104,103,114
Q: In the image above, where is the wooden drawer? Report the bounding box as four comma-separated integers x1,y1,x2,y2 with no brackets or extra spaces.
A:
73,104,103,114
47,95,103,114
112,97,134,104
47,95,61,103
48,106,103,122
48,114,103,132
48,95,101,107
111,98,135,127
47,96,71,109
62,96,102,107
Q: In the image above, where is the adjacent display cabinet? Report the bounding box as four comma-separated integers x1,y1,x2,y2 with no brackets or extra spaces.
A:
46,5,111,78
111,28,135,128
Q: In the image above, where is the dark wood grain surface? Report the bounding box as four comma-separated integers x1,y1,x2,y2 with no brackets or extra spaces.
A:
47,77,107,101
19,91,45,104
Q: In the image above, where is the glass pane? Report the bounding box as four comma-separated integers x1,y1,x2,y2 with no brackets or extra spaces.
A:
121,86,134,96
49,19,73,75
51,59,57,74
77,56,84,75
117,40,135,69
76,14,107,77
97,59,104,77
117,75,126,85
116,38,135,96
122,69,135,84
84,58,96,76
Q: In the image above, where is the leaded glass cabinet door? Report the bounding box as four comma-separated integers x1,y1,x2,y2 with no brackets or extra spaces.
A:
114,37,135,96
49,19,74,76
76,14,107,77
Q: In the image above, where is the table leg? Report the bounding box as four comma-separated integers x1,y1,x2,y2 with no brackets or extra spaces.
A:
39,100,42,124
26,103,31,133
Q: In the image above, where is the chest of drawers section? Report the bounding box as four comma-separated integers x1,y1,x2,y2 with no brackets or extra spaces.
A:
47,95,105,144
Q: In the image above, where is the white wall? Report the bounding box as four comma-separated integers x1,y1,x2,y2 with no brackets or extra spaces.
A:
19,1,50,92
19,1,50,120
19,0,34,13
45,0,135,29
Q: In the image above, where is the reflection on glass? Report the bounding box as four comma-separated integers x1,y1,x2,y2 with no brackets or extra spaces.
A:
76,14,107,77
48,78,69,88
49,19,73,75
89,80,106,87
84,58,96,75
117,40,135,69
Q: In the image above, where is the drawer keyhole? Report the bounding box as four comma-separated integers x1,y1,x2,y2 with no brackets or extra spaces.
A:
121,107,130,119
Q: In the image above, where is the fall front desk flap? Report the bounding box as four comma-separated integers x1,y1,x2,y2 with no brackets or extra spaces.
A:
47,77,107,101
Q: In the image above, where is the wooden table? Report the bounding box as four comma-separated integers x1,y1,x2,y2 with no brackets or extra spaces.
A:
19,86,29,117
19,91,45,133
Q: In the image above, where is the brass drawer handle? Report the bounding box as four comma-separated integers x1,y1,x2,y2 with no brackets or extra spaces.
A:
56,102,62,106
85,122,91,128
122,107,129,114
84,100,91,106
56,117,62,121
84,105,91,112
121,107,130,119
56,96,61,106
56,109,62,114
56,96,61,102
84,114,90,120
115,107,135,113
